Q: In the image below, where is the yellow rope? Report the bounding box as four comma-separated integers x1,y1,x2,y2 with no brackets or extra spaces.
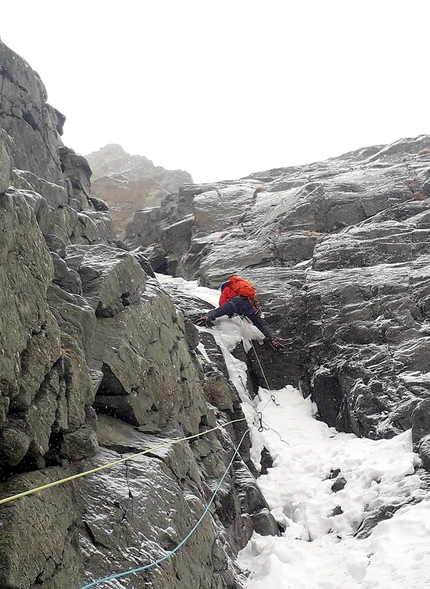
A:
0,417,246,506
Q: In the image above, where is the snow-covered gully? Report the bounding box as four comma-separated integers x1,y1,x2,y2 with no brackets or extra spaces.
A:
160,275,430,589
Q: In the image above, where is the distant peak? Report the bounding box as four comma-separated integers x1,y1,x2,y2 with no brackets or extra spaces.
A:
88,144,127,156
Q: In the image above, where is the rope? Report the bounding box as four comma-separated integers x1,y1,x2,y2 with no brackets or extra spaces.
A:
0,417,247,507
202,317,279,407
254,411,290,447
249,338,270,390
258,391,280,413
0,329,282,508
79,427,251,589
203,321,283,445
0,312,284,586
199,321,286,457
249,337,279,407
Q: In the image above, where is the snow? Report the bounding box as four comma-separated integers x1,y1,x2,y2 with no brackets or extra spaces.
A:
238,388,425,589
157,275,430,589
156,273,220,308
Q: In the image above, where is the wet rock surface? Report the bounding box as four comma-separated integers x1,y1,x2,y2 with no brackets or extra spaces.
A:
0,39,271,589
3,33,430,589
131,134,430,456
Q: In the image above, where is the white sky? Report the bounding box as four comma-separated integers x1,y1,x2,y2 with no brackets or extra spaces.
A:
2,0,429,183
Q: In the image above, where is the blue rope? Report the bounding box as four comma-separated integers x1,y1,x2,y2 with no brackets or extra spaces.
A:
79,428,251,589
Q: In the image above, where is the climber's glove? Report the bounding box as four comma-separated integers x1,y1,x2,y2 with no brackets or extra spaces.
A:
195,316,214,328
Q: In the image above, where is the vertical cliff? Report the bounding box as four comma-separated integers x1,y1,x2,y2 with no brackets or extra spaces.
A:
0,40,275,589
125,134,430,472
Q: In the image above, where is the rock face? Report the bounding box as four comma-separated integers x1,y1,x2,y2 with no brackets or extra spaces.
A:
85,144,192,237
5,32,430,589
127,135,430,470
0,40,275,589
126,183,202,275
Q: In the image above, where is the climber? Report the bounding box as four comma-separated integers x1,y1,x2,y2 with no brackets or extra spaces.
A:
196,276,283,351
218,280,237,306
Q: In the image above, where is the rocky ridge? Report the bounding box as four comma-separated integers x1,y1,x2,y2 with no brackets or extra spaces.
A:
127,135,430,469
85,144,192,237
0,40,276,589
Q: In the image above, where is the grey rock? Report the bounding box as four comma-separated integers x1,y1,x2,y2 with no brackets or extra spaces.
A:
10,309,62,412
203,372,236,411
260,446,274,474
0,469,82,588
141,243,168,273
0,129,12,194
331,476,347,492
88,195,109,211
86,143,192,236
354,503,410,539
59,146,92,202
418,435,430,471
0,41,64,183
92,281,207,435
78,447,238,589
251,508,280,536
60,424,99,460
10,185,57,235
0,426,30,466
0,190,55,402
412,399,430,447
66,243,146,316
161,214,196,274
130,247,156,277
45,233,67,257
47,283,97,361
0,38,262,589
57,332,99,431
134,133,430,452
10,168,68,209
73,210,117,245
51,251,83,294
0,397,10,429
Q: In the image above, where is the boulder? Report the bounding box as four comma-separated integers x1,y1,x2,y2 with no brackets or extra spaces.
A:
60,424,99,460
65,244,146,316
92,281,207,435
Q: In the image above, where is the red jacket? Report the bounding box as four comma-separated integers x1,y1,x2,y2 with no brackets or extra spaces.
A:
219,285,236,305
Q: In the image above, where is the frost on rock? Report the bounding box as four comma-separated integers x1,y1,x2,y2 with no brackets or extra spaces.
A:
131,134,430,449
